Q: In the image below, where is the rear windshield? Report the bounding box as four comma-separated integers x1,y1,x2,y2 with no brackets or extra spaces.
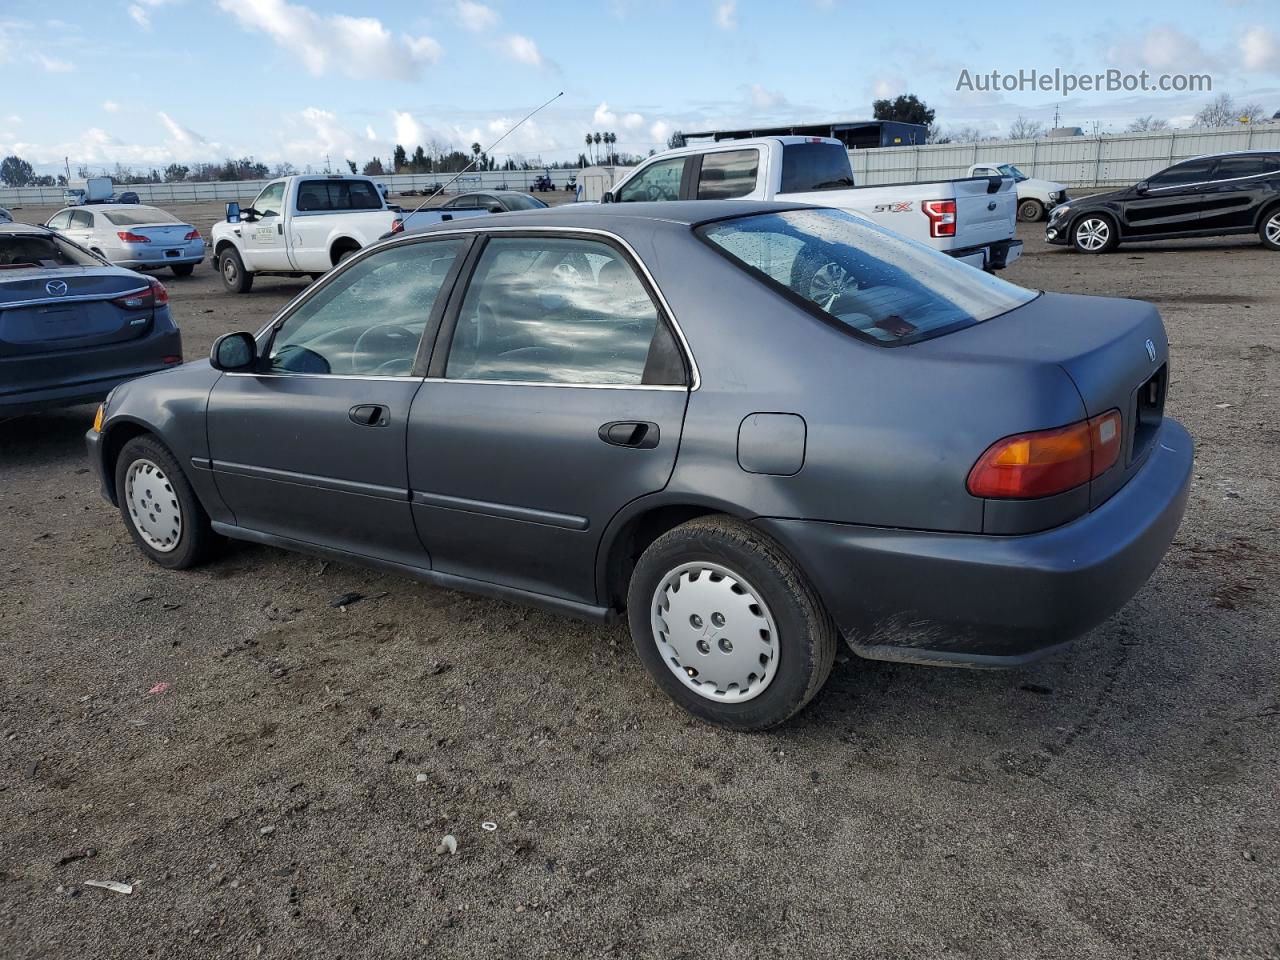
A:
102,207,180,225
501,194,549,210
780,143,855,192
697,208,1036,345
0,233,100,269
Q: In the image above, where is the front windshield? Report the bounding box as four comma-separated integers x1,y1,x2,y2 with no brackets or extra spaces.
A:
103,207,181,225
998,164,1028,182
697,208,1037,345
0,233,101,269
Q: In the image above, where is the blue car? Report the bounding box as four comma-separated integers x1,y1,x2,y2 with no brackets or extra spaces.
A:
0,223,182,415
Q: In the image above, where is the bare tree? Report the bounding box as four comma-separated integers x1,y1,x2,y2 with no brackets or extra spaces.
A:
1007,115,1045,140
1240,101,1267,124
1127,115,1170,132
1194,94,1240,128
942,126,993,144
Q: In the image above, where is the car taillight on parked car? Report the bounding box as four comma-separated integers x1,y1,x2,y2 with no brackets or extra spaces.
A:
922,199,957,238
112,277,169,310
117,231,151,244
184,229,200,241
967,410,1122,499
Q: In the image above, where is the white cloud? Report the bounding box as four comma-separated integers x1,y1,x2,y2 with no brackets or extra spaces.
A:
749,84,786,109
393,110,424,147
499,33,545,67
650,120,671,143
714,0,736,30
102,100,121,113
365,124,377,141
128,5,151,28
593,101,617,125
36,54,73,73
455,1,499,31
1112,24,1215,72
1240,25,1279,72
157,111,210,149
217,0,443,80
622,112,645,130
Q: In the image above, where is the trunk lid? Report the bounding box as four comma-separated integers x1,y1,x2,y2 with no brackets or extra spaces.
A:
126,223,192,244
0,269,154,357
951,176,1018,247
914,291,1170,509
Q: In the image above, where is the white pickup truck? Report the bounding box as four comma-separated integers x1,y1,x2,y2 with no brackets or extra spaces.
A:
210,175,487,293
603,137,1022,271
967,162,1069,222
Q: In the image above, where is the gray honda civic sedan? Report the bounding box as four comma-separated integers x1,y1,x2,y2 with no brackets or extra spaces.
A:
86,201,1192,729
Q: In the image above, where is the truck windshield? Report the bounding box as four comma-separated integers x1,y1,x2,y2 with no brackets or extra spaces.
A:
697,208,1036,346
780,143,855,192
997,164,1028,181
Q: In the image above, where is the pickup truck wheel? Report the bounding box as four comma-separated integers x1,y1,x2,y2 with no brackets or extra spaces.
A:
1017,199,1045,222
627,516,837,731
219,247,254,293
1071,215,1119,254
1260,208,1280,251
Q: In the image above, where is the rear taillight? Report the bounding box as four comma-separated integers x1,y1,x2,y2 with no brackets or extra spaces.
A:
117,231,151,244
184,229,200,241
967,410,1122,499
390,218,404,234
922,199,956,238
112,277,169,310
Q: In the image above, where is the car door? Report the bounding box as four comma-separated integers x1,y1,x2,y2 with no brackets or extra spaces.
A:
205,236,470,566
1122,158,1216,237
407,230,692,605
1197,155,1280,233
240,180,291,271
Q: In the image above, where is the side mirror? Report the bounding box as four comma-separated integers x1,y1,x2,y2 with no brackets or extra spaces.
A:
601,190,615,204
226,201,241,223
1134,181,1149,196
210,331,257,372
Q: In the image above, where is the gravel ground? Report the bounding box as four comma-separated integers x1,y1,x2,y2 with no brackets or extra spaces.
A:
1,203,1278,960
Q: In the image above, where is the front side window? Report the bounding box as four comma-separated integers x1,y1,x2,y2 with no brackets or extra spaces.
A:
445,236,680,385
46,211,72,230
445,194,478,209
617,157,685,202
1148,159,1215,188
253,182,285,217
697,150,759,200
268,239,465,377
698,208,1037,346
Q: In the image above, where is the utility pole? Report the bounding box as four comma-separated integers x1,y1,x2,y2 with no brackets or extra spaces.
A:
324,154,331,173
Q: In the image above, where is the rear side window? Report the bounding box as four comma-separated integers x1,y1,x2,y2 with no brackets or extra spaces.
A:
71,210,94,229
698,208,1036,346
1211,155,1280,179
617,157,685,202
296,180,382,212
445,236,681,385
779,143,855,192
697,150,759,200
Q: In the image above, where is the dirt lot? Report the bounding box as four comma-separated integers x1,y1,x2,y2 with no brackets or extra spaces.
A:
2,202,1278,960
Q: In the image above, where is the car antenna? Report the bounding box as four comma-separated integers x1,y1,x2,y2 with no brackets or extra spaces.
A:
405,90,564,218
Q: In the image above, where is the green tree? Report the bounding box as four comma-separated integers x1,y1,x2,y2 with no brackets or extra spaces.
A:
666,130,686,150
393,144,408,172
345,159,357,174
362,157,385,176
164,163,189,181
0,155,35,187
871,94,936,127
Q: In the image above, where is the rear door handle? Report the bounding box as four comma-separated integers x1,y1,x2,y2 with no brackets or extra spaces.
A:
599,421,659,449
349,404,389,427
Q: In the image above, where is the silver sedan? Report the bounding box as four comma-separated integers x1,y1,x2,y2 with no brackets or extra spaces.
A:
45,203,205,277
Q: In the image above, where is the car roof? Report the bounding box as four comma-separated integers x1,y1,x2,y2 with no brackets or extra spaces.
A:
410,199,814,235
455,190,539,198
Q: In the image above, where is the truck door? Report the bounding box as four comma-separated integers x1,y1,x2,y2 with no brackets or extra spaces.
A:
239,180,291,271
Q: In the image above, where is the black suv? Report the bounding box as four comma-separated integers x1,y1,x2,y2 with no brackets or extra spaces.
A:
1047,151,1280,253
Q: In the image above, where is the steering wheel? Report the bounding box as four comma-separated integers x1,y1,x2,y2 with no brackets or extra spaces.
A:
351,323,418,374
552,261,585,287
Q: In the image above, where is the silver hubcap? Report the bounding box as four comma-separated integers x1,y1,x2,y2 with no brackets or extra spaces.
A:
1076,218,1110,251
808,262,854,309
124,459,182,553
650,562,780,703
1266,214,1280,246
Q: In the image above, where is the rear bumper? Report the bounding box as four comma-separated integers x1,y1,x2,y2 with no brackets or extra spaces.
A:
116,253,204,268
946,238,1023,271
757,418,1193,668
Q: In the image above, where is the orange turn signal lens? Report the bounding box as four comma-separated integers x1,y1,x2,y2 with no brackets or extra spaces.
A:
967,410,1123,499
92,403,105,433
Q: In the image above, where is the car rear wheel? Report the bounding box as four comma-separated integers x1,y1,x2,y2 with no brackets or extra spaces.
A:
1072,215,1119,254
1260,209,1280,251
170,263,194,278
1017,199,1045,222
114,435,216,569
219,247,253,293
627,516,837,730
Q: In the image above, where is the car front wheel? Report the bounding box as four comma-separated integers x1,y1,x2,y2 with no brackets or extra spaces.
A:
219,247,253,293
114,435,216,569
1017,199,1045,222
1071,215,1119,253
627,516,837,730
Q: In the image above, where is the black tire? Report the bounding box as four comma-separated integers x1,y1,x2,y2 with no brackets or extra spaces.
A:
626,516,838,731
1260,206,1280,251
170,263,195,278
1017,198,1045,222
219,246,253,293
114,435,216,570
1070,214,1119,254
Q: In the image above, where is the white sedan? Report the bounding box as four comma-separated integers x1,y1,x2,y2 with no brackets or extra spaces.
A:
45,203,205,277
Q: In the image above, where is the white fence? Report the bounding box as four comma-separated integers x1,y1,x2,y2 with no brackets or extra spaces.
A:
849,123,1280,188
0,169,579,207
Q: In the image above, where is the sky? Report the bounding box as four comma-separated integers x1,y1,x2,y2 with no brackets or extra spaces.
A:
0,0,1277,175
